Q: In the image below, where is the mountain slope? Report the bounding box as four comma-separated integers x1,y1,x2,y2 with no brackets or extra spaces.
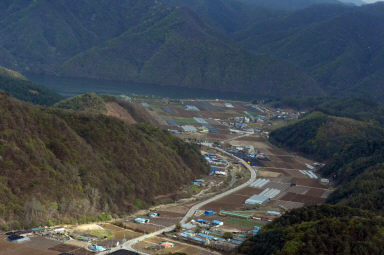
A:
60,7,321,98
0,0,322,98
269,108,384,214
164,0,284,34
238,3,384,101
241,102,384,254
0,92,208,229
0,0,172,73
0,66,63,105
240,205,384,255
240,0,342,10
54,93,159,126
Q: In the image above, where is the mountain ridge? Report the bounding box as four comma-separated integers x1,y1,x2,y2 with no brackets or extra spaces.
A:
0,0,323,98
0,92,208,229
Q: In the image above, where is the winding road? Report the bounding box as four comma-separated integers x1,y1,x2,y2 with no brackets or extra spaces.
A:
103,146,257,255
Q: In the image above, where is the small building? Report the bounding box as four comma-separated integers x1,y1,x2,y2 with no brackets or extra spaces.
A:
193,117,208,124
185,105,199,111
134,218,150,224
78,236,89,241
250,226,261,236
204,210,214,215
89,245,105,252
320,178,330,184
214,171,227,176
197,219,209,224
160,242,174,248
148,212,159,218
8,235,30,243
181,125,197,133
52,227,65,232
211,220,224,226
245,194,269,206
267,211,281,216
31,227,45,233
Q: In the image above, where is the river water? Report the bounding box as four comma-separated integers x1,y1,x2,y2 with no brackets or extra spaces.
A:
27,74,251,100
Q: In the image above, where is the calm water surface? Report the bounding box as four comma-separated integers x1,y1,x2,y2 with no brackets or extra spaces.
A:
27,74,251,100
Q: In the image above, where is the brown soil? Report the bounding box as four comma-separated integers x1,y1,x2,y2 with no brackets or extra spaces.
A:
306,188,326,197
235,187,264,196
202,194,247,211
49,243,80,253
0,240,59,255
292,178,326,189
123,222,159,233
106,102,137,124
280,192,325,204
25,237,60,249
287,186,311,195
258,170,281,178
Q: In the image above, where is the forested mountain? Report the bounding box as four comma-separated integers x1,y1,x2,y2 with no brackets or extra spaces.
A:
240,0,342,10
237,3,384,101
241,100,384,254
0,0,319,98
163,0,285,34
240,205,384,255
0,66,63,105
1,0,384,101
53,93,159,126
0,92,208,230
271,97,384,126
270,109,384,213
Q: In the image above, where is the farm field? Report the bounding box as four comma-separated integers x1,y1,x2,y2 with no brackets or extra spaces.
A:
133,236,218,255
49,243,94,255
0,240,59,255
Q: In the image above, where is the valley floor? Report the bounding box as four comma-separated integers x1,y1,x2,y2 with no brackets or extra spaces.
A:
1,98,332,255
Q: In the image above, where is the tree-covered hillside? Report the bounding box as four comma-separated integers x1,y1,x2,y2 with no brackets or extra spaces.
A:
0,92,208,230
54,93,108,113
240,0,341,11
240,205,384,255
0,66,63,105
270,109,384,213
0,0,319,98
240,99,384,254
163,0,284,34
60,6,320,98
54,93,160,126
237,3,384,102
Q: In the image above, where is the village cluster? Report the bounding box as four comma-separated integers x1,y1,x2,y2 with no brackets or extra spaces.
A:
0,98,330,255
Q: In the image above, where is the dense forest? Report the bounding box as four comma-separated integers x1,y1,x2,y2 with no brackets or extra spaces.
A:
240,205,384,255
1,1,383,101
0,66,63,105
241,98,384,254
0,0,319,98
0,92,209,230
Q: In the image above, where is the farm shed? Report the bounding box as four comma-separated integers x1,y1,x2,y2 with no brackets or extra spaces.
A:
134,218,150,224
212,220,224,226
245,194,269,205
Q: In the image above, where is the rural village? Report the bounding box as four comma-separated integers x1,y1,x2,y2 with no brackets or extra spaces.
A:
0,96,332,255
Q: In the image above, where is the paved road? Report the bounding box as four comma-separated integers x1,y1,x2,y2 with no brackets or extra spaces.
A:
220,134,250,144
102,146,257,255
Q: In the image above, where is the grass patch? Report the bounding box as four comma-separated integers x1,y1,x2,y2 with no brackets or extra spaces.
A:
188,185,201,194
225,218,264,227
173,117,196,124
88,229,114,239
